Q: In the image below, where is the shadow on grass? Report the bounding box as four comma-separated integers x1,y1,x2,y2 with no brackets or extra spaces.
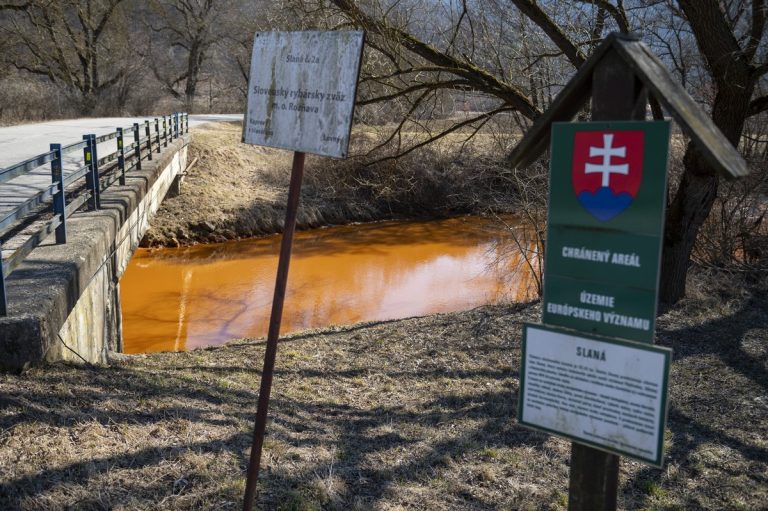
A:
0,306,546,510
659,292,768,392
0,297,765,509
623,293,768,509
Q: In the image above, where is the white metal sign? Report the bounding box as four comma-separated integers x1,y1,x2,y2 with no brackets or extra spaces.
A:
243,31,365,158
518,323,671,466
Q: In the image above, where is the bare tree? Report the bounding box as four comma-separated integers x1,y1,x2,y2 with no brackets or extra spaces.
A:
0,0,305,117
217,1,295,100
659,0,767,303
0,0,131,113
318,0,768,306
145,0,223,111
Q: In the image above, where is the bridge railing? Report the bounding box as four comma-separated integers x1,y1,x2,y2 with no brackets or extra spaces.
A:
0,112,189,315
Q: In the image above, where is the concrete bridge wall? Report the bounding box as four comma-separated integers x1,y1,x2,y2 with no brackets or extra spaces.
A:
0,137,189,372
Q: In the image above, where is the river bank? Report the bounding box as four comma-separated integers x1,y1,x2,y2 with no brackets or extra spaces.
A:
141,122,522,247
0,271,766,510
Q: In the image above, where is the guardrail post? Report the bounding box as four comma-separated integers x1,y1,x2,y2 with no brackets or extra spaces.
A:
175,112,180,138
91,134,102,206
83,135,99,210
154,118,161,153
116,128,126,185
133,123,142,171
145,120,153,160
0,254,7,316
163,116,168,148
50,143,67,243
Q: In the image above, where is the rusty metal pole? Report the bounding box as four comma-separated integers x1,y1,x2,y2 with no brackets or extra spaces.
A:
568,48,647,511
243,151,306,511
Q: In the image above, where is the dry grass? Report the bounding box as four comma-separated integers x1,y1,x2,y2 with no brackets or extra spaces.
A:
1,272,766,510
142,122,294,246
142,122,518,247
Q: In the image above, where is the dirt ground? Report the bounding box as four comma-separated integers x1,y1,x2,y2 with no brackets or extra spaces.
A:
1,271,766,510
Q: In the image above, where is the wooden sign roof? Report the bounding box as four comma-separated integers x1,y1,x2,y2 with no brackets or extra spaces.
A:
508,33,748,180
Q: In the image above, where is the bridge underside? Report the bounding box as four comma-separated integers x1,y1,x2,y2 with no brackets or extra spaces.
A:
0,137,189,372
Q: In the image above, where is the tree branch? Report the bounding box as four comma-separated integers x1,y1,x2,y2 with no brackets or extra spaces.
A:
678,0,750,87
509,0,586,67
94,0,124,40
752,60,768,78
329,0,540,119
0,1,29,11
367,106,516,165
748,94,768,116
358,79,473,106
575,0,630,34
746,0,766,60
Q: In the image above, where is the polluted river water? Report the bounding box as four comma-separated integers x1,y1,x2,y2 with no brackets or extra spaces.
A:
120,216,536,353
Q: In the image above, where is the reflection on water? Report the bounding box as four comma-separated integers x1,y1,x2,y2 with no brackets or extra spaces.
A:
120,216,534,353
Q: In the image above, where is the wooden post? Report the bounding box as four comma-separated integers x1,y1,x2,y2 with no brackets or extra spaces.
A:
243,151,306,511
568,50,648,511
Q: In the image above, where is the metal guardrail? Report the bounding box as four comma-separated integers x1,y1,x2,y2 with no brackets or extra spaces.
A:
0,112,189,315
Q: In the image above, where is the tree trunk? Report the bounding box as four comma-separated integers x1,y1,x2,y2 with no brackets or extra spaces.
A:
184,40,204,113
659,82,753,306
659,147,719,306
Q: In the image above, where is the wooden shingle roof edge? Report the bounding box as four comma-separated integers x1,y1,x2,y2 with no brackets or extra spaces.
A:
507,32,748,180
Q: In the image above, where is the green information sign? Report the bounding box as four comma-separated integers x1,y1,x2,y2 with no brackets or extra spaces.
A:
543,121,671,343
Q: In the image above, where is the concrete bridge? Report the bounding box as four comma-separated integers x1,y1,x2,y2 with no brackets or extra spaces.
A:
0,114,239,372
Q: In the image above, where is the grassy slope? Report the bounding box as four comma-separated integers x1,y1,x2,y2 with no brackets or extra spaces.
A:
142,122,518,247
0,274,765,510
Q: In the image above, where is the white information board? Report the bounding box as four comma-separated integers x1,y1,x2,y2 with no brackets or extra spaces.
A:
518,323,670,466
243,31,365,158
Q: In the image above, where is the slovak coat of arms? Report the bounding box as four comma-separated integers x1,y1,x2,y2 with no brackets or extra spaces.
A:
571,130,644,221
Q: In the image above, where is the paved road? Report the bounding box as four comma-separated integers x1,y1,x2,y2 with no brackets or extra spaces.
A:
0,114,242,214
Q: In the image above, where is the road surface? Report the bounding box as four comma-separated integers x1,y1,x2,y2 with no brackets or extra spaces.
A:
0,114,242,214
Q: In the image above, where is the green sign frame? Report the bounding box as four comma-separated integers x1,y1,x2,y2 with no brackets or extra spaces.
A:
543,121,671,343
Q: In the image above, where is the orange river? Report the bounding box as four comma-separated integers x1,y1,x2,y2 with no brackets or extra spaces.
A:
120,216,535,353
